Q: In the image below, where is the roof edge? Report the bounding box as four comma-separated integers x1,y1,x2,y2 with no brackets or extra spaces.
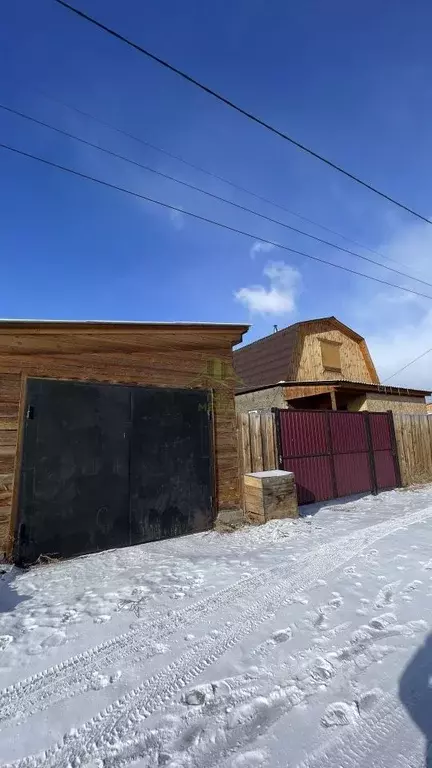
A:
234,316,365,354
236,379,431,397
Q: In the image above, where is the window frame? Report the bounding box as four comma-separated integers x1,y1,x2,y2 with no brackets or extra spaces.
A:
320,339,342,373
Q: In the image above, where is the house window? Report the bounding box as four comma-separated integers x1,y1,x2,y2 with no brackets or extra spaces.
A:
321,340,342,373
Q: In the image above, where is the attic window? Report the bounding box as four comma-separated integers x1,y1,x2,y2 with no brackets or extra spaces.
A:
321,340,342,373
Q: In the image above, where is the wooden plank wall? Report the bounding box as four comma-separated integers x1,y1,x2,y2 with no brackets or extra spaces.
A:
0,374,21,553
296,324,375,384
393,413,432,486
237,411,278,475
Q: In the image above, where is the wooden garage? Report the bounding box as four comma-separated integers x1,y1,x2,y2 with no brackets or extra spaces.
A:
0,320,248,563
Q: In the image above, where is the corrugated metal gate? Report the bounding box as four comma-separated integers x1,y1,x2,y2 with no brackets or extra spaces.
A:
15,378,214,564
275,409,401,505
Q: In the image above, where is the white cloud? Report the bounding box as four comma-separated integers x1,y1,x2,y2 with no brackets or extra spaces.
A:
169,208,185,230
250,241,275,259
234,260,301,315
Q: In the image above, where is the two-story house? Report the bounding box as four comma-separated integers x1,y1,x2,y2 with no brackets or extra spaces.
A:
234,316,430,414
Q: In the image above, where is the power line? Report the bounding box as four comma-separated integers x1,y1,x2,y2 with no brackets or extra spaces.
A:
32,87,422,273
4,101,432,291
52,0,432,226
2,139,432,304
383,347,432,383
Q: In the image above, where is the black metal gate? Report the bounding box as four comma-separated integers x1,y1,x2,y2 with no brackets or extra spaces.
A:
15,378,214,564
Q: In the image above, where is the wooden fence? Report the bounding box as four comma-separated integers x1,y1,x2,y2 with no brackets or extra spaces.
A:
393,413,432,486
237,410,277,475
237,409,432,492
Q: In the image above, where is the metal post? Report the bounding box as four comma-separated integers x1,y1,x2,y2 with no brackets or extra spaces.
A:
325,411,338,499
272,407,284,469
364,412,378,495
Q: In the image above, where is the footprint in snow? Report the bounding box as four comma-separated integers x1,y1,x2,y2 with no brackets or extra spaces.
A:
356,688,383,714
0,635,13,651
182,680,231,706
272,627,293,643
230,749,269,766
368,613,397,631
343,566,357,575
41,631,67,648
404,580,423,592
292,593,309,605
374,582,399,609
313,609,327,628
90,670,122,690
321,701,358,727
328,594,344,609
309,658,334,682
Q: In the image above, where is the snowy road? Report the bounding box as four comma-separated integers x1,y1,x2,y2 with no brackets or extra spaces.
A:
1,487,432,767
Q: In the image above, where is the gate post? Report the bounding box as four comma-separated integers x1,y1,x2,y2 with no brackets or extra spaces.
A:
272,408,283,469
387,410,402,488
364,412,378,495
325,411,338,499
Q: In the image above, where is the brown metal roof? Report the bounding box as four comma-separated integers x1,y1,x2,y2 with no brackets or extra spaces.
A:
234,323,300,390
233,316,367,390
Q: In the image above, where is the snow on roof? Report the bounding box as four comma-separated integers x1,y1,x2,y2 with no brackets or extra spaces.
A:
0,318,249,328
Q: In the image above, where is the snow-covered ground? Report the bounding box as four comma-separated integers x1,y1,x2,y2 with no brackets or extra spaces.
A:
1,486,432,768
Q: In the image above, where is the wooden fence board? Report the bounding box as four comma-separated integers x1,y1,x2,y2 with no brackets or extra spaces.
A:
249,412,264,472
393,413,432,486
237,410,277,478
261,411,277,469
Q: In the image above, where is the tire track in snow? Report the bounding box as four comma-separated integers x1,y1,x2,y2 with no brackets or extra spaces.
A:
3,502,426,729
103,621,423,768
0,552,306,726
8,504,432,768
298,694,424,768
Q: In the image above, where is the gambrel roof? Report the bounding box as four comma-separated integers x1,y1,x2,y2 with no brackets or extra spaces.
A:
234,316,379,390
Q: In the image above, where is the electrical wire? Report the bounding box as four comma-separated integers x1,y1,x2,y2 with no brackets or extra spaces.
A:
3,101,432,290
52,0,432,226
383,347,432,383
34,86,413,271
2,139,432,303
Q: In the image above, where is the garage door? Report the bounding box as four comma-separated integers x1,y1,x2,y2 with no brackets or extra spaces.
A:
14,378,214,564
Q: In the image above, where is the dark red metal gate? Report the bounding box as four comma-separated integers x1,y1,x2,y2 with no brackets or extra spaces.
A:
275,409,400,505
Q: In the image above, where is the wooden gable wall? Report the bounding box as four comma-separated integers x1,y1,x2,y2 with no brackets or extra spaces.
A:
294,320,378,384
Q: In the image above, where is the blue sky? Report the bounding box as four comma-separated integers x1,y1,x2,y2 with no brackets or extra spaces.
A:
1,0,432,388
